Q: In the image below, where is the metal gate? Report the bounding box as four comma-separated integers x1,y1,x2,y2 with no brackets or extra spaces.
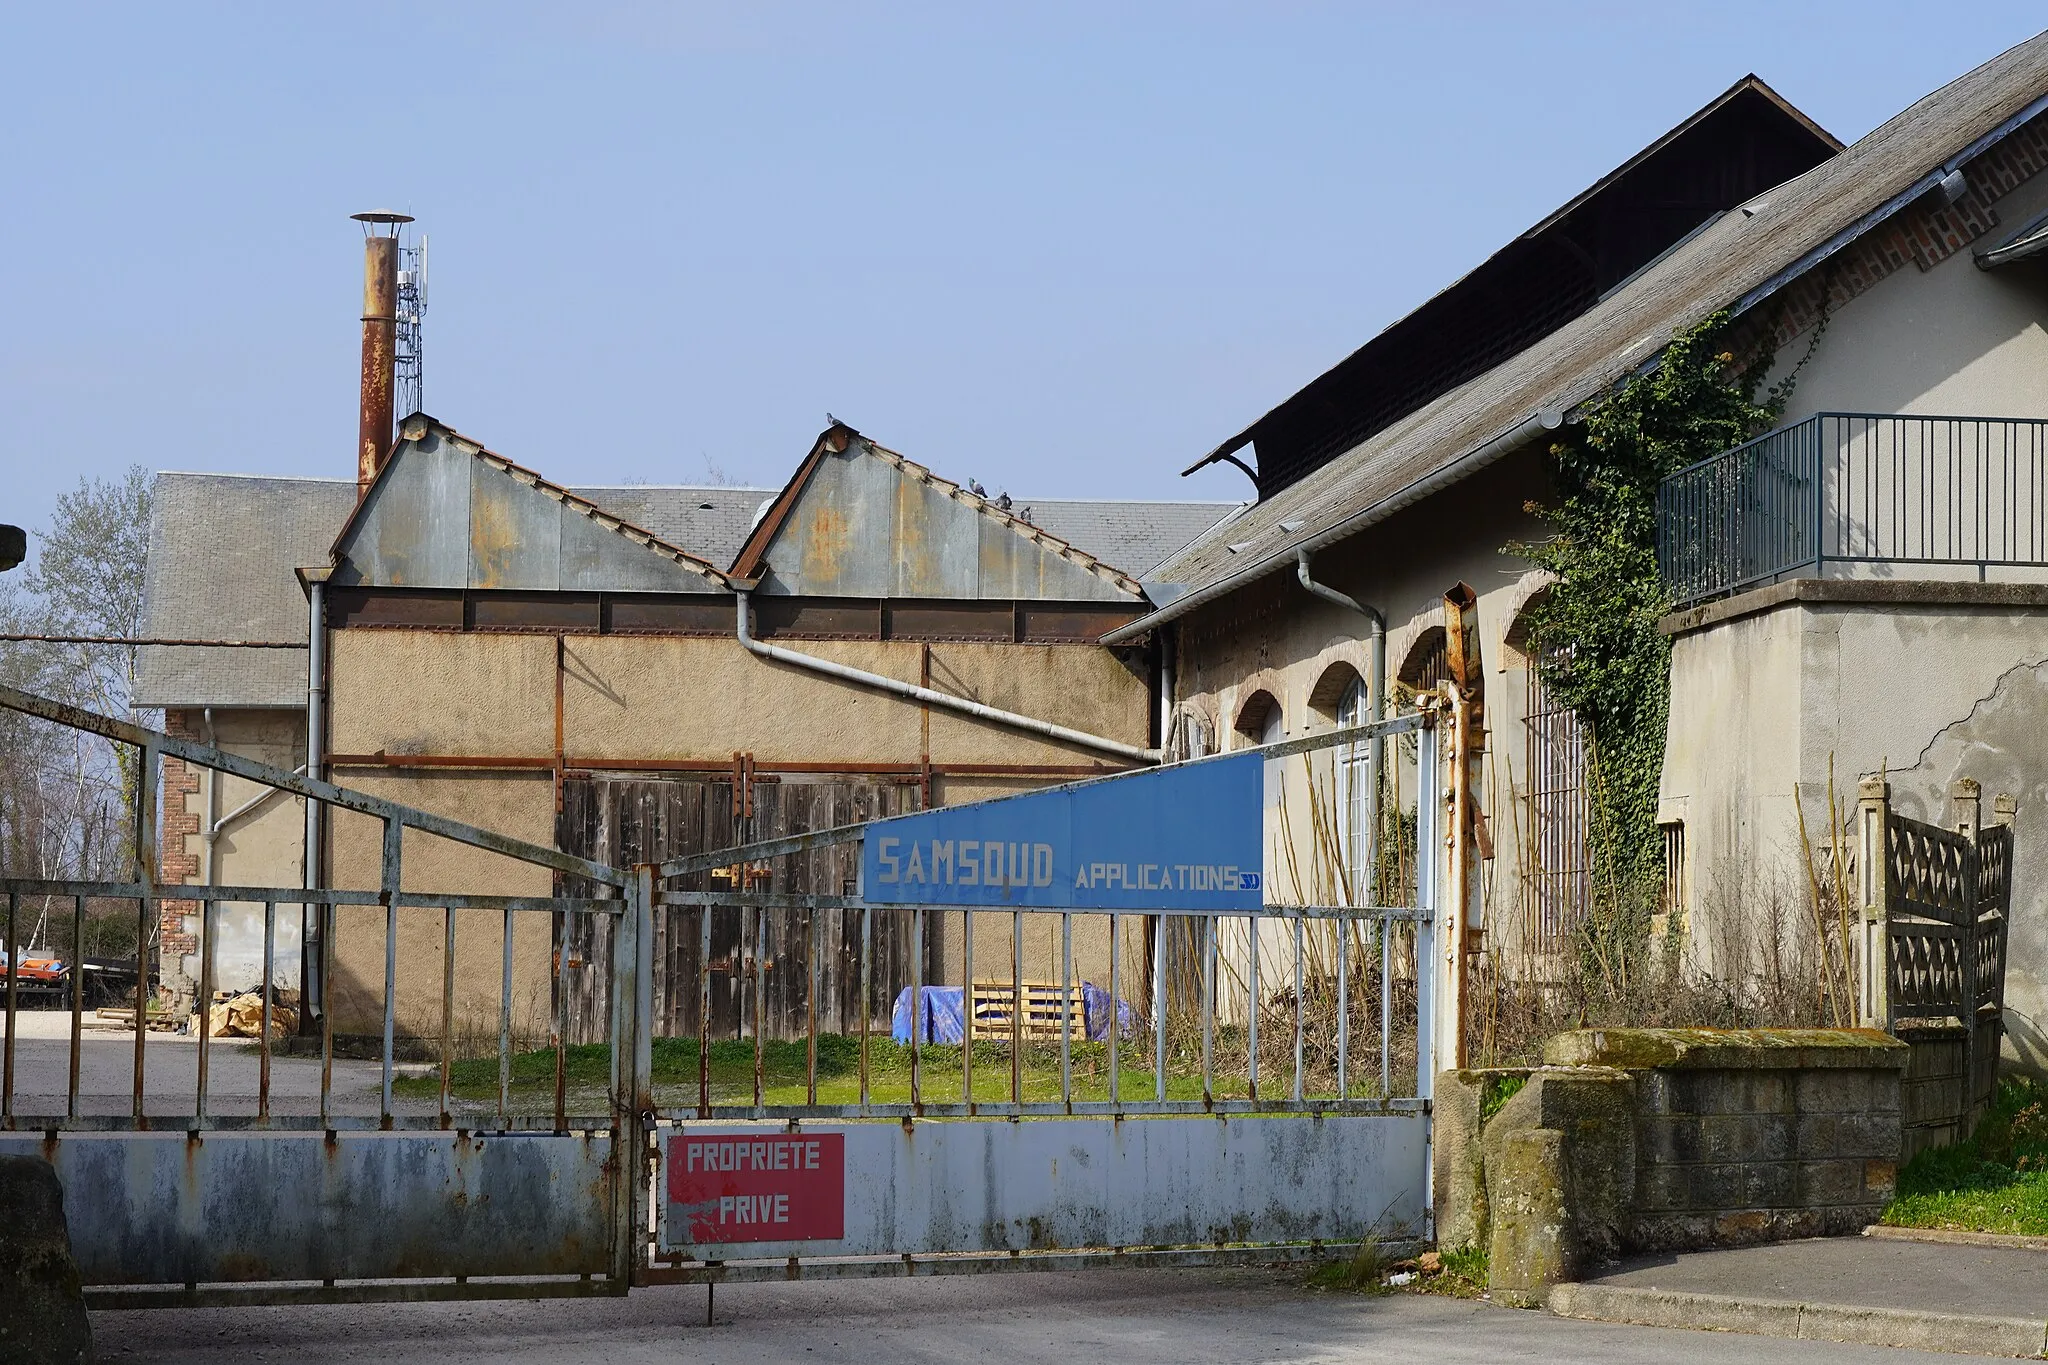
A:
0,683,1456,1304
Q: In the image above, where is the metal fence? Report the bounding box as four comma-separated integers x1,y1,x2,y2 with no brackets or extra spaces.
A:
0,681,1458,1305
1658,412,2048,607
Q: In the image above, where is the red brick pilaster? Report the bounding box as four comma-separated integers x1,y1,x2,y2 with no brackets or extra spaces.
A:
158,709,201,964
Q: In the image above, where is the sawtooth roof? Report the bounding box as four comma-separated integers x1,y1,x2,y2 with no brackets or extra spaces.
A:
138,436,1229,706
1132,31,2048,627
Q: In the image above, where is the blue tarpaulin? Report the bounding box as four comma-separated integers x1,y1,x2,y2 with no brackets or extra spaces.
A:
890,985,1133,1044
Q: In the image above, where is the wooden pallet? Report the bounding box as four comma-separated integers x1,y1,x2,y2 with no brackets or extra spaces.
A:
968,980,1086,1042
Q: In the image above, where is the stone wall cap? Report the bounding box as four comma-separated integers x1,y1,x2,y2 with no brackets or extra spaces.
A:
1543,1027,1908,1071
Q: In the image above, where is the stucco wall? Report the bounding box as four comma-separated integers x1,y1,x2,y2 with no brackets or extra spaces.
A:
323,629,1153,1034
1664,589,2048,1066
174,708,309,993
1170,448,1557,962
1770,167,2048,424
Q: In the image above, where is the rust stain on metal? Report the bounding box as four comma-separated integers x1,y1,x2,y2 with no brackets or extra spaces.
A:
799,502,851,590
359,235,399,493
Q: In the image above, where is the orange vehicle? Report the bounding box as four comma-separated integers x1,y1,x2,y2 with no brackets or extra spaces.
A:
0,947,68,1001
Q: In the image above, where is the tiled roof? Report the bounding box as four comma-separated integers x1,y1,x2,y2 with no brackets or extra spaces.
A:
1136,31,2048,617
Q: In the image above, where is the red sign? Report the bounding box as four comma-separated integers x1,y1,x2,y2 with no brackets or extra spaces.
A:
666,1131,845,1244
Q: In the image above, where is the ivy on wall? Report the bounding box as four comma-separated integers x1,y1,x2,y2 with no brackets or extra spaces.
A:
1512,310,1799,948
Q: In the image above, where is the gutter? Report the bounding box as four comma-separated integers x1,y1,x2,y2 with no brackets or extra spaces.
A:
734,591,1161,765
1105,408,1564,643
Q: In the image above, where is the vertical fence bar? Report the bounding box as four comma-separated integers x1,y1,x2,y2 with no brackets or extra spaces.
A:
858,906,872,1114
552,904,568,1132
1152,914,1166,1104
1247,909,1260,1102
3,890,15,1121
68,896,84,1119
1011,909,1023,1108
135,740,159,1122
440,905,456,1126
1061,913,1073,1111
380,817,402,1125
1200,914,1214,1107
195,897,216,1123
1292,916,1305,1103
806,908,820,1108
1414,710,1440,1106
1108,913,1119,1109
697,905,712,1119
751,904,765,1116
909,907,923,1114
1380,913,1392,1099
259,900,275,1121
321,899,335,1126
962,908,973,1106
1336,916,1349,1102
500,905,514,1120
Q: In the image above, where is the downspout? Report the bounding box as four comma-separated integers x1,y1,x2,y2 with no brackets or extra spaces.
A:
1296,549,1386,906
734,591,1161,765
302,576,327,1024
1158,625,1176,761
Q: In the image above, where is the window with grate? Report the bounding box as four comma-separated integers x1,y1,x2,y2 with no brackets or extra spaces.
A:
1522,656,1591,955
1660,821,1686,930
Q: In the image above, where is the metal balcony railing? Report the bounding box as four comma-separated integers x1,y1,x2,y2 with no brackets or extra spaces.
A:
1658,412,2048,608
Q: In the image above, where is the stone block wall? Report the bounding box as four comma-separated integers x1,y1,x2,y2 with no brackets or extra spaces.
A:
1628,1061,1900,1248
1440,1028,1909,1301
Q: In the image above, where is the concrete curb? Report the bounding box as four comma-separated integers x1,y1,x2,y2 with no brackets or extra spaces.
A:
1549,1282,2048,1358
1865,1224,2048,1253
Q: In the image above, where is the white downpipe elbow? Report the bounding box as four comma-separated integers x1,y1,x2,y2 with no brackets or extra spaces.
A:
734,591,1161,765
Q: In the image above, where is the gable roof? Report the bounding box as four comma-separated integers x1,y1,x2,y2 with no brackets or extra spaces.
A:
1110,31,2048,641
1193,74,1843,500
729,424,1160,600
331,414,731,592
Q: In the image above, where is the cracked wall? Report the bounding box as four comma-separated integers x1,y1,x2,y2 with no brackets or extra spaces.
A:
1666,595,2048,1068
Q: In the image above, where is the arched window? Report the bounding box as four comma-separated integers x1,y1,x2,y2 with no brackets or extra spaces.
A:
1234,689,1283,747
1398,626,1450,693
1513,605,1590,955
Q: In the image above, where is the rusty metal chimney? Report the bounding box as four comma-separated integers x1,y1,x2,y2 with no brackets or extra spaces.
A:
350,211,412,495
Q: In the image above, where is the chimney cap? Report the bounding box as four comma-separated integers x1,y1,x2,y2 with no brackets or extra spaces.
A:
351,209,415,224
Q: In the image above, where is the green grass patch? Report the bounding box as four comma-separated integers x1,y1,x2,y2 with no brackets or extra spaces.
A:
392,1033,1370,1109
1883,1075,2048,1236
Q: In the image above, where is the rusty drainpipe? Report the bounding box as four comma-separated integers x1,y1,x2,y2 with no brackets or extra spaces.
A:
733,591,1160,764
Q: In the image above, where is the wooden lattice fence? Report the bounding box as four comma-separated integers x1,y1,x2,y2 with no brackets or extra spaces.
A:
1859,777,2015,1154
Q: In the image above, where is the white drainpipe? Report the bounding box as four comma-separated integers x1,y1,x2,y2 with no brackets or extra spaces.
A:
734,591,1160,765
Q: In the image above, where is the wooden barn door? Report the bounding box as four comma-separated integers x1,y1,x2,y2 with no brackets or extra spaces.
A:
556,773,922,1043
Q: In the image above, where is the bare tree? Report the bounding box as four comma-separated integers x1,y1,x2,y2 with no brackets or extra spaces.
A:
1,466,153,956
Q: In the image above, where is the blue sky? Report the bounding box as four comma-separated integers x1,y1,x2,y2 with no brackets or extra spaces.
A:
4,4,2046,551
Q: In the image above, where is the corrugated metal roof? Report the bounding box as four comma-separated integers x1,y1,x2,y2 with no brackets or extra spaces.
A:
136,439,1229,707
728,424,1219,596
1142,30,2048,612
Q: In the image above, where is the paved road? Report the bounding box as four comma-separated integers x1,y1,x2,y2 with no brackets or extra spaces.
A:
2,1010,411,1117
91,1268,1972,1363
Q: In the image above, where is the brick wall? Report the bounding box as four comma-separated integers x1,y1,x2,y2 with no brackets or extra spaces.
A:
158,708,200,967
1754,112,2048,355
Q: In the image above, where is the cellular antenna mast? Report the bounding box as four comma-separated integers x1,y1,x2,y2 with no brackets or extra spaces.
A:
395,230,427,421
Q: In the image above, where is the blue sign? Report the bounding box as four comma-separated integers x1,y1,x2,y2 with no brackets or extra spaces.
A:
860,754,1263,910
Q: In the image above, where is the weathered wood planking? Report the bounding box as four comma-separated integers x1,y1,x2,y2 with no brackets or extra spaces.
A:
556,776,921,1043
